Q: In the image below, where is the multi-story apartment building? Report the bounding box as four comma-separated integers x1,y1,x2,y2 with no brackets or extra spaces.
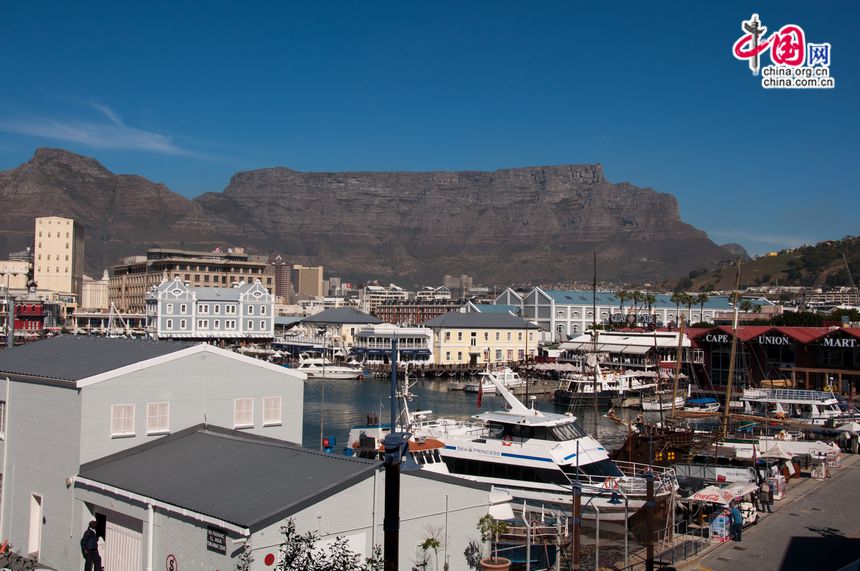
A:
270,254,292,300
360,284,409,315
415,286,452,301
110,247,274,313
145,277,275,340
293,264,324,298
423,311,539,365
375,298,463,325
33,216,85,299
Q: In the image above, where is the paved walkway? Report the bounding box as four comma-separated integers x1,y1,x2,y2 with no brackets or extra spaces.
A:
693,454,860,571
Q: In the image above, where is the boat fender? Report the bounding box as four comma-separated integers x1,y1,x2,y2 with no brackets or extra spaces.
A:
502,434,513,447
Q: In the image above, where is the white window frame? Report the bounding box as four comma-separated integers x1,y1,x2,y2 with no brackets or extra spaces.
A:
234,398,254,429
260,305,267,315
146,402,170,435
199,304,209,314
166,319,173,330
0,401,6,439
247,320,254,330
260,320,266,330
263,396,282,426
166,303,174,313
214,305,221,314
248,305,254,316
110,404,135,438
180,319,187,329
180,304,187,314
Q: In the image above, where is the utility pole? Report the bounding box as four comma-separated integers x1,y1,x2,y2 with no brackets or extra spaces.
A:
383,335,409,571
722,260,742,437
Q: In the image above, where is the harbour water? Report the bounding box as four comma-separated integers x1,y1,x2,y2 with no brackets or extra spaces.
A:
301,375,645,453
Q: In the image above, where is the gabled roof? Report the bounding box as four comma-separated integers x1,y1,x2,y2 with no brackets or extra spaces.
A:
301,307,382,325
423,311,539,329
690,326,838,344
0,335,196,383
77,425,379,532
470,303,521,316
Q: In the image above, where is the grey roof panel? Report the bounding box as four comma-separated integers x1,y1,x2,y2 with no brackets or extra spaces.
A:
301,307,382,324
423,311,539,329
78,426,379,530
0,336,197,382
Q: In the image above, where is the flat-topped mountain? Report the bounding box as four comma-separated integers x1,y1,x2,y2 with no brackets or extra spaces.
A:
0,148,736,285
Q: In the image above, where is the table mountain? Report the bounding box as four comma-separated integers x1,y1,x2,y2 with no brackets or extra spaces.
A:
0,148,736,285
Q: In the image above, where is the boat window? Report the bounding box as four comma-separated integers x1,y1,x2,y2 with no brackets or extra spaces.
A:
550,422,587,441
578,459,623,477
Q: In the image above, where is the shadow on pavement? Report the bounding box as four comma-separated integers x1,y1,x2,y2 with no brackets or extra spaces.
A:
779,536,860,571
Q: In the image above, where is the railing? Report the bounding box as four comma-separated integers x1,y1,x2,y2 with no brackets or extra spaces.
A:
743,388,835,401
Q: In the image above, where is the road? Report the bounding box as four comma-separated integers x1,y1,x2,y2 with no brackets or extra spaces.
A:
699,456,860,571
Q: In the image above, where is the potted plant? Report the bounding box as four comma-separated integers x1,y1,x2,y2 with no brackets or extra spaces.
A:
476,514,510,570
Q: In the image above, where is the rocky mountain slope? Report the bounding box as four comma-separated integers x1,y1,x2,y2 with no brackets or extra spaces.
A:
0,148,737,285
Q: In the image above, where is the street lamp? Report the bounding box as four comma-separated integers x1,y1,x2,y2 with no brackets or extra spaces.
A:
318,325,327,452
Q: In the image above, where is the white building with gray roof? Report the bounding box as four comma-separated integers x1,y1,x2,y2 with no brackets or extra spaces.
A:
74,424,511,571
145,276,275,340
0,335,304,570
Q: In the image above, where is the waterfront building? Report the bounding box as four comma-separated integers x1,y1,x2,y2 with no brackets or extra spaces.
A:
559,330,699,371
415,286,452,301
73,424,510,571
33,216,85,300
423,311,540,366
360,283,409,315
298,296,359,314
0,259,29,291
293,264,324,299
511,288,733,342
110,247,274,314
0,336,304,570
351,323,434,364
375,298,463,325
145,276,274,340
81,270,110,311
296,307,383,354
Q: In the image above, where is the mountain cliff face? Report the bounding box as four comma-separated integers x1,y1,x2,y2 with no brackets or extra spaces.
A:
0,149,735,285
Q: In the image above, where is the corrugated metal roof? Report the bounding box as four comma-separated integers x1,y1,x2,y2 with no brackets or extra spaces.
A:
77,425,379,531
301,308,382,324
472,304,520,315
0,335,197,382
423,311,539,329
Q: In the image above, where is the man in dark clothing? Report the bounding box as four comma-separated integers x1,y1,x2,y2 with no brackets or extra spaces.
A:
759,481,773,513
729,503,744,542
80,520,102,571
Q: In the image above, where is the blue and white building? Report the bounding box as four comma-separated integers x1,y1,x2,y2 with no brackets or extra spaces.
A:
145,276,275,340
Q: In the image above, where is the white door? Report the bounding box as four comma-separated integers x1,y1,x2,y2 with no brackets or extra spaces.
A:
27,494,42,558
104,510,143,571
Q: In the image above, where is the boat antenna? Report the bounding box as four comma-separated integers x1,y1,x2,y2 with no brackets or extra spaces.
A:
721,259,742,437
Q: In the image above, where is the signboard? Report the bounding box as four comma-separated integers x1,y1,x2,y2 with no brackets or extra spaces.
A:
207,526,227,555
165,554,178,571
755,334,791,345
823,337,857,348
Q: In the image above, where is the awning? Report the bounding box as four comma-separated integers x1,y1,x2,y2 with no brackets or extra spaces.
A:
619,345,651,355
687,483,758,505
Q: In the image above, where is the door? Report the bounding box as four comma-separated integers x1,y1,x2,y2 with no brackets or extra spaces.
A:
104,509,143,571
27,494,42,558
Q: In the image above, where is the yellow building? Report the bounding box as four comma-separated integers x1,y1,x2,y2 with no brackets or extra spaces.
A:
33,216,85,299
300,307,383,352
294,265,324,298
423,311,539,366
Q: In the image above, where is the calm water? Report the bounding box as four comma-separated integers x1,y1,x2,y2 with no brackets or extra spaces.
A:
301,375,651,451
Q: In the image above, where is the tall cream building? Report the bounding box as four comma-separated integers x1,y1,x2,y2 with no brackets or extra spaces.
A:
81,270,110,310
293,264,324,298
34,216,85,299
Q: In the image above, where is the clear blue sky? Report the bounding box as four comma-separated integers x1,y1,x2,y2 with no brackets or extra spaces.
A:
1,1,856,256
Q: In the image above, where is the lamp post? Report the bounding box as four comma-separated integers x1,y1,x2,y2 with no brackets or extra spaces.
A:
318,325,327,452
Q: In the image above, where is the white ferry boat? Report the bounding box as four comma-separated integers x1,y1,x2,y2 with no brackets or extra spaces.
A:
349,371,677,520
463,367,527,394
739,388,850,425
552,366,659,406
294,353,363,379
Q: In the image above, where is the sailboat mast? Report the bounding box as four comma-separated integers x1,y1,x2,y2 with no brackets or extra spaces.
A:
671,316,685,418
592,251,599,436
721,260,742,437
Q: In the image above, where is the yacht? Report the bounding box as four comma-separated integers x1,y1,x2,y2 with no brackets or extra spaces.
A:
349,370,678,520
739,388,853,425
640,392,686,412
552,366,658,407
684,397,720,413
294,353,363,379
463,367,527,394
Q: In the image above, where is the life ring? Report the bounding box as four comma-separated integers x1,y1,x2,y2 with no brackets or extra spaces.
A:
602,477,619,490
777,430,786,440
502,435,513,447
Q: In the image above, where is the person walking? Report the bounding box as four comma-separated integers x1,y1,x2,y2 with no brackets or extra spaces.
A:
759,480,773,513
80,520,102,571
729,503,744,542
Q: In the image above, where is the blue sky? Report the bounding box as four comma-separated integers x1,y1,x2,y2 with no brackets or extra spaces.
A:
0,1,856,256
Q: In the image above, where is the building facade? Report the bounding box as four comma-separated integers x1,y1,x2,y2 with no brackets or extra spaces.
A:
81,270,110,311
293,265,324,298
360,284,409,315
33,216,85,299
0,336,305,570
423,311,540,366
146,277,275,340
0,260,29,291
110,247,274,313
375,299,464,325
270,254,292,300
351,324,434,364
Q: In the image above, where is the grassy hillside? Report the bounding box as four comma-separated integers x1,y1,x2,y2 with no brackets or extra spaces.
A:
665,235,860,291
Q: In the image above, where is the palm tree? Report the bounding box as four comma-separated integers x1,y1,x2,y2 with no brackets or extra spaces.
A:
632,290,644,314
739,299,754,313
684,293,695,320
617,289,630,314
696,293,710,322
671,291,684,324
645,293,657,313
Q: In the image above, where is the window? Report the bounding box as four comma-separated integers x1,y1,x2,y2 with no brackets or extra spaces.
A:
484,332,489,341
457,332,462,341
214,320,220,329
260,320,266,329
260,305,267,315
146,402,169,434
263,396,282,426
0,401,5,438
496,332,500,341
445,332,450,341
166,319,173,330
248,305,254,315
180,319,187,329
166,303,174,313
457,352,462,360
111,404,135,437
180,304,187,314
445,351,451,361
199,304,209,314
507,332,512,341
495,349,503,361
518,332,523,341
234,398,253,428
247,320,254,330
214,305,221,314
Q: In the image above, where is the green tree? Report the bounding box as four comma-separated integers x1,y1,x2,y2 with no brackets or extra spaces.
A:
696,293,710,320
274,519,383,571
631,290,644,314
671,292,684,323
617,289,630,314
477,514,509,564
